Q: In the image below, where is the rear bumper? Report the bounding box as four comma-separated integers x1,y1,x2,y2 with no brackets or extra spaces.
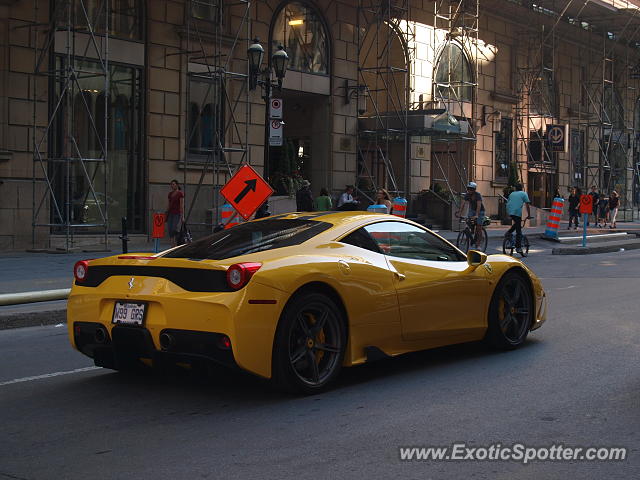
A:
73,322,237,370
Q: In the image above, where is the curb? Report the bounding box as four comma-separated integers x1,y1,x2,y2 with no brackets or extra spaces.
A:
0,309,67,330
552,241,640,255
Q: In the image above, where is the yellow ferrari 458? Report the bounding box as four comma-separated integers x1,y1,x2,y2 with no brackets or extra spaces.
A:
68,212,546,393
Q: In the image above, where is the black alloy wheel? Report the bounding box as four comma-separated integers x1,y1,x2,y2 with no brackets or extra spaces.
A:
273,292,346,394
485,271,533,349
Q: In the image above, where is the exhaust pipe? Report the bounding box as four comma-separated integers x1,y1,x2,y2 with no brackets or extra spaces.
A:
159,332,174,350
94,328,107,344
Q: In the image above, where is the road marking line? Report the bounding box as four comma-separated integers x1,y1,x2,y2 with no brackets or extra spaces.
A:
0,366,101,387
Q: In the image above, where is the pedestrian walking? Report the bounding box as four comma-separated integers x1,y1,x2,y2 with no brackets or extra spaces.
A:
588,185,599,226
314,187,333,211
567,187,580,230
597,194,609,228
296,180,314,212
608,191,619,229
166,179,184,247
337,185,359,211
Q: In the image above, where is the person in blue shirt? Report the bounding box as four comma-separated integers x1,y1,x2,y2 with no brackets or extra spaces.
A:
505,183,531,254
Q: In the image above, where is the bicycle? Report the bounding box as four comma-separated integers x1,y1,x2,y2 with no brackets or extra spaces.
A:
456,217,488,253
502,216,532,257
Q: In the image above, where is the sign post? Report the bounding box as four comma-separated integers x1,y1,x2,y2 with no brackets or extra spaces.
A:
220,164,274,220
152,213,166,253
579,194,592,247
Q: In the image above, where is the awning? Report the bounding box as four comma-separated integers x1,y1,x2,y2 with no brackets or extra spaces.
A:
358,109,474,141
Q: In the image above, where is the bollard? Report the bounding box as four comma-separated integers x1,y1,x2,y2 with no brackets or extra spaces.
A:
119,217,129,253
392,197,407,217
221,203,242,229
544,197,564,239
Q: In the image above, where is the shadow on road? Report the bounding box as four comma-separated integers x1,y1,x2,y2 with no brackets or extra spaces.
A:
49,337,546,408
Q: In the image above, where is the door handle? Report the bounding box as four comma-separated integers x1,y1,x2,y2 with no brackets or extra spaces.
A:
394,271,406,281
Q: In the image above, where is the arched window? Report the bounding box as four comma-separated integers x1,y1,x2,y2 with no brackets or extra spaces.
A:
434,43,473,102
271,2,329,75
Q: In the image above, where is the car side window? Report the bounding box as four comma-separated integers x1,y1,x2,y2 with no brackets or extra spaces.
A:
364,221,465,262
340,228,382,254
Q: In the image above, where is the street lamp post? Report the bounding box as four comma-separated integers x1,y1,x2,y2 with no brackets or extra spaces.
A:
247,39,289,180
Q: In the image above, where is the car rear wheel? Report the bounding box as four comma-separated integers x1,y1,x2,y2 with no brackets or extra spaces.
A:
272,292,346,394
485,271,533,350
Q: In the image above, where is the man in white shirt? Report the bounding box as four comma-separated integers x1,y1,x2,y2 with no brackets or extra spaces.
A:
337,185,359,211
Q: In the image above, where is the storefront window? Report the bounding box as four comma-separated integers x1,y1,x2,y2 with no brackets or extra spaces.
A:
494,118,512,181
51,57,144,233
434,43,473,102
187,76,224,163
272,2,329,75
58,0,143,41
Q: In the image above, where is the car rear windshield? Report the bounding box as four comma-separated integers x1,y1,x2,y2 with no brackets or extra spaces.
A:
162,218,332,260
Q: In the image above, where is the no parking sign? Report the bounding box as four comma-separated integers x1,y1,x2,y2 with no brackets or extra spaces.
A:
579,194,592,214
270,98,283,119
269,119,283,146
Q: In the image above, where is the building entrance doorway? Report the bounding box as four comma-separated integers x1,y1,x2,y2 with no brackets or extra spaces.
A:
528,172,557,208
267,91,330,198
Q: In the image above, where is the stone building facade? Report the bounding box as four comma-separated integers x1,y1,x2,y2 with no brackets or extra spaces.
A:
0,0,639,249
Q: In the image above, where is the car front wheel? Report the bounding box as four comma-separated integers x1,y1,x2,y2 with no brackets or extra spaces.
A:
485,271,533,350
272,292,346,394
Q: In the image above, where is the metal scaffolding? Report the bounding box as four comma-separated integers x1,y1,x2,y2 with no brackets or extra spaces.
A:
430,0,479,209
31,0,112,251
513,0,640,217
179,0,252,231
356,0,412,203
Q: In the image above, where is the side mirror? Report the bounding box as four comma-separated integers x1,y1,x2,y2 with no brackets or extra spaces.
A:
467,250,487,267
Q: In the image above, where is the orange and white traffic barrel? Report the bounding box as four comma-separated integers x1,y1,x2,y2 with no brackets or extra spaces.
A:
544,197,564,239
392,197,407,217
221,203,242,229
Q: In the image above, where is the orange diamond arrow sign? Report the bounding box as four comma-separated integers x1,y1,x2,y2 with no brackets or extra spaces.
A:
220,164,274,220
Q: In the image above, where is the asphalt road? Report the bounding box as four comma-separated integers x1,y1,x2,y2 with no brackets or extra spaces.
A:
1,242,639,479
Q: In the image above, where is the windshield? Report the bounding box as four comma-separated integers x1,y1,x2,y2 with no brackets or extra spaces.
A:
162,219,332,260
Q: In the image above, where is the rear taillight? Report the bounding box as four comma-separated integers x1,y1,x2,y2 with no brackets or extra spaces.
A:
73,260,90,283
226,262,262,290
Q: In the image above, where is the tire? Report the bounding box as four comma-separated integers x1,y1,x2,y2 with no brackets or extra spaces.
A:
477,227,488,252
456,230,470,253
502,235,514,256
272,292,346,394
520,235,530,257
485,271,534,350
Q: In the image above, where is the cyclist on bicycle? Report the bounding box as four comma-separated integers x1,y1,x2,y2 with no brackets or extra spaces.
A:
505,183,531,254
456,181,485,248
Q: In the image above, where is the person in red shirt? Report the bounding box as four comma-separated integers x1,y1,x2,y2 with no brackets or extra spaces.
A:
166,179,185,246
